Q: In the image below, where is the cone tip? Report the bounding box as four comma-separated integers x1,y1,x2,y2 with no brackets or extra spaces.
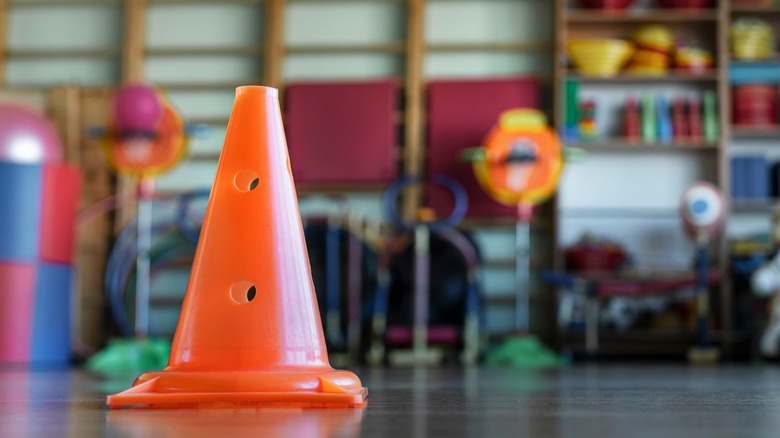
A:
236,85,278,98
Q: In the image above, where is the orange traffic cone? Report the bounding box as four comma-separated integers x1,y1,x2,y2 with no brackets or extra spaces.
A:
107,86,367,409
108,408,364,437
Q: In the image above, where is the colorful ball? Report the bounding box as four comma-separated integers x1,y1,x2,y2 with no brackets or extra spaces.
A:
114,83,163,134
0,103,62,164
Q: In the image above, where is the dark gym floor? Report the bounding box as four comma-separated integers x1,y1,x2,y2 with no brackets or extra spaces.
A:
2,365,780,437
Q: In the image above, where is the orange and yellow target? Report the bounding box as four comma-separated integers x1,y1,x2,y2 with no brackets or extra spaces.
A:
464,109,563,207
102,99,187,179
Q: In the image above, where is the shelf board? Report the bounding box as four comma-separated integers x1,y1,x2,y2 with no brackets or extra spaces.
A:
566,9,718,23
732,126,780,139
731,4,780,13
730,55,780,65
732,199,779,212
566,71,719,82
566,141,719,152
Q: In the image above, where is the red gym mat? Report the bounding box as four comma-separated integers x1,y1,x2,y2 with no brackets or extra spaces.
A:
427,77,541,218
285,80,399,185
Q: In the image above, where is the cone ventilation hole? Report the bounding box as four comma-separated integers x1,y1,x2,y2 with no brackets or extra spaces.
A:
235,170,259,192
231,281,256,304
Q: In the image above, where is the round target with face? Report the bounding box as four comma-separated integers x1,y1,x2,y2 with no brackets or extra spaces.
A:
680,182,724,237
470,109,563,207
102,90,187,178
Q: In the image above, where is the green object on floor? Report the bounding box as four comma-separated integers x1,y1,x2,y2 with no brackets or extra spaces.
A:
484,335,566,368
85,338,171,377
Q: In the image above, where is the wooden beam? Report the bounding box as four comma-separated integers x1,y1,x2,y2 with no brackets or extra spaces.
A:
0,0,9,86
551,0,565,272
263,0,285,90
402,0,425,220
287,43,406,54
145,45,264,57
117,0,148,233
11,0,120,5
156,80,263,91
717,0,732,358
122,0,147,82
46,86,82,164
426,41,552,53
149,0,263,4
75,88,116,351
6,48,121,58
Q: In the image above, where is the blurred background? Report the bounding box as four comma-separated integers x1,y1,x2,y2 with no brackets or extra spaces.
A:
2,0,780,372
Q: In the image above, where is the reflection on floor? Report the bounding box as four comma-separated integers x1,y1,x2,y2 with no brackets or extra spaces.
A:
2,366,780,437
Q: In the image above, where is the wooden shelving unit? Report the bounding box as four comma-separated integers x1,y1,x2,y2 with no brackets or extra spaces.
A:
554,0,733,356
728,1,780,219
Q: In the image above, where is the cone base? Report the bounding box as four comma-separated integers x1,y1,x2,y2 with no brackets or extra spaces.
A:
107,369,367,409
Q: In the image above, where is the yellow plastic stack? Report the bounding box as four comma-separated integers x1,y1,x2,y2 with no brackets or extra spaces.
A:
731,18,774,61
626,24,675,76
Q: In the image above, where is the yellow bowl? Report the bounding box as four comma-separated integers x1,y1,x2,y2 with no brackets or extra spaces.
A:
633,24,675,52
567,39,635,77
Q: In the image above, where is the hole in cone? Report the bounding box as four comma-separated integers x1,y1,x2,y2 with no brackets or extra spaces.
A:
234,170,260,192
247,285,256,302
230,281,256,304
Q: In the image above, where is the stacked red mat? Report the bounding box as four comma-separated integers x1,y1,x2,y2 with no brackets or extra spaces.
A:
427,77,541,218
285,80,399,185
283,77,541,219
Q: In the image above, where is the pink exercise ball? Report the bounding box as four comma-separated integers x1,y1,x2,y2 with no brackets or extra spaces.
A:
114,83,163,133
0,103,63,165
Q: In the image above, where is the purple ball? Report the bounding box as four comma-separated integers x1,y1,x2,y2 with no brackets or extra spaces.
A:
0,103,63,165
114,83,162,133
